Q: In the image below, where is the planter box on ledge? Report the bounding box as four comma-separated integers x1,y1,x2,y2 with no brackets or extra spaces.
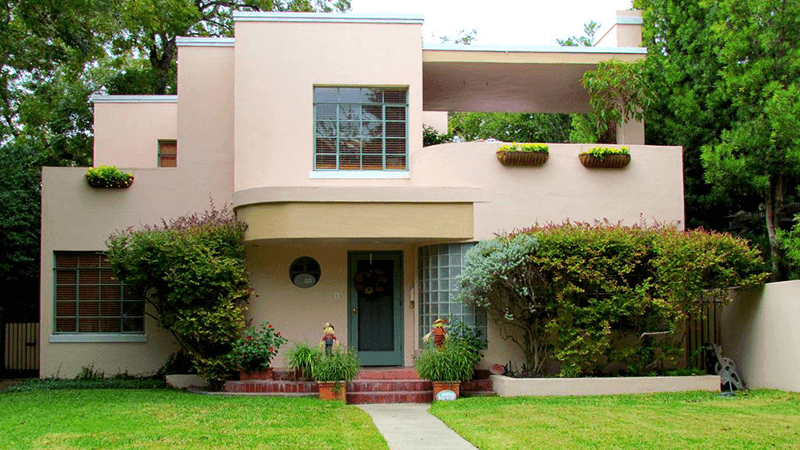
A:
490,374,720,397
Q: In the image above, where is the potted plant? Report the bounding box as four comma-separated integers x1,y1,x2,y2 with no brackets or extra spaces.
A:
286,341,319,381
311,347,360,401
414,340,481,400
228,322,287,380
85,166,135,188
578,146,631,168
496,143,549,166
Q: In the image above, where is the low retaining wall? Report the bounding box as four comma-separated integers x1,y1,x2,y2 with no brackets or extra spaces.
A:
491,375,720,397
722,281,800,393
166,374,207,389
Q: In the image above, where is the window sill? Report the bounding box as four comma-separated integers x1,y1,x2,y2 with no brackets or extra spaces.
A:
309,171,410,179
49,334,147,343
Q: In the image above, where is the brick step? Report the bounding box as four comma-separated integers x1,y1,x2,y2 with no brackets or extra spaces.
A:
461,390,498,398
347,390,433,404
223,380,318,394
355,367,420,380
460,379,494,392
348,379,430,392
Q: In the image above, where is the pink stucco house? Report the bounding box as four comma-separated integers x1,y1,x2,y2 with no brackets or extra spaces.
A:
40,10,683,377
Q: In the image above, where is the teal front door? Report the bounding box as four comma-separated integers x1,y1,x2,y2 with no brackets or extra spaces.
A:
348,252,403,366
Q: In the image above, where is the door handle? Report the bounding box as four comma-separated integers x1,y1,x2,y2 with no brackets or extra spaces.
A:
352,308,357,315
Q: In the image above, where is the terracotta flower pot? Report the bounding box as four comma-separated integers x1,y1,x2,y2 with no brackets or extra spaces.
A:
431,381,460,400
239,367,274,380
578,153,631,168
317,381,346,401
496,151,549,166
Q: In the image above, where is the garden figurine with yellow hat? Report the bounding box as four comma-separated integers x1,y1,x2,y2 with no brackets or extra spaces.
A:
423,318,448,348
319,322,339,355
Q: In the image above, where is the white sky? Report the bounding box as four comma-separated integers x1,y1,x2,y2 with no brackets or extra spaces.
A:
350,0,634,46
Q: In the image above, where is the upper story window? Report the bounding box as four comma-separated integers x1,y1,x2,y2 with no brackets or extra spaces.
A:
54,252,144,334
314,87,407,171
158,140,177,167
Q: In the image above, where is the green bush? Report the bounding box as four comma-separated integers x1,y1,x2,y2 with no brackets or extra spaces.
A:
228,323,288,372
414,341,481,382
311,347,360,383
106,205,250,388
456,222,768,377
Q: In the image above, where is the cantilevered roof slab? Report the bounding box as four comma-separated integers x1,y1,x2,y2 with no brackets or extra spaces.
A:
422,45,647,114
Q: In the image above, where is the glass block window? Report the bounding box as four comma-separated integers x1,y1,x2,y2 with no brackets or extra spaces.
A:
158,140,177,167
418,243,487,344
314,87,407,171
54,252,144,334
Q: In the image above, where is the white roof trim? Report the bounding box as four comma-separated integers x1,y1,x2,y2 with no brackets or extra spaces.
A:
234,11,424,24
423,43,647,55
617,16,644,25
92,95,178,103
176,37,235,47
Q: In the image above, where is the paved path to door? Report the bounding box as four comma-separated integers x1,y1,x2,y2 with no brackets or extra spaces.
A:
358,403,478,450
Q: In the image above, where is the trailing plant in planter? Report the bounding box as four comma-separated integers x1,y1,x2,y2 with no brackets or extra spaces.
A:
85,166,134,188
286,341,320,381
228,322,287,379
496,143,549,166
579,146,631,168
414,340,481,399
311,347,360,401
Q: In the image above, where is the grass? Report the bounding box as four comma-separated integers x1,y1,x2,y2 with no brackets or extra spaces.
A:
431,390,800,450
0,389,388,450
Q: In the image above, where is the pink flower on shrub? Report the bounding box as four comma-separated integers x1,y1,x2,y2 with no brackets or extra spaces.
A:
268,323,273,329
269,347,274,353
277,331,281,336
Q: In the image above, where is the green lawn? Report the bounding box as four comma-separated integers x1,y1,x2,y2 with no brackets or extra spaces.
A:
431,390,800,450
0,389,388,450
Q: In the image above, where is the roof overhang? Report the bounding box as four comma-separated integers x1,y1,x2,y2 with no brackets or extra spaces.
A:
422,44,647,113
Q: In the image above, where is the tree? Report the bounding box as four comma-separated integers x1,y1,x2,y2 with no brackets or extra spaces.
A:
581,60,654,144
449,112,573,143
699,0,800,280
110,0,352,95
106,206,251,386
0,142,42,320
634,0,753,231
556,20,601,47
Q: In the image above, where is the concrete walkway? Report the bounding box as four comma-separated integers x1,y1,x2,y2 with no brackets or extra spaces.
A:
358,403,478,450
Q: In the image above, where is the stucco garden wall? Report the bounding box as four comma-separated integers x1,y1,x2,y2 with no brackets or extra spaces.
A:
721,281,800,393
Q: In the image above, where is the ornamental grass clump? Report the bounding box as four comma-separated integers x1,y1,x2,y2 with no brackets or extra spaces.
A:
414,340,482,382
228,323,288,372
286,342,321,380
311,347,360,383
85,165,134,188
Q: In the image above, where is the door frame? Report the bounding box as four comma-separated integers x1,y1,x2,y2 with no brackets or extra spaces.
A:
347,251,404,366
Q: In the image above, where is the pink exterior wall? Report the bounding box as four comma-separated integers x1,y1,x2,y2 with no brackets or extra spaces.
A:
93,100,177,168
233,19,423,191
722,281,800,392
40,43,236,378
413,142,684,237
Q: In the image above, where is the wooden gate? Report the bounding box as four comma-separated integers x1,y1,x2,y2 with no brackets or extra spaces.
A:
4,323,39,372
686,300,723,372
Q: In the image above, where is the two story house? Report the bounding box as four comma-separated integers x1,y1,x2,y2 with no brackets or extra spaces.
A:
40,10,683,377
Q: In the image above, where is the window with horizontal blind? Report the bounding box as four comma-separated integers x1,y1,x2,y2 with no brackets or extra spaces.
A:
54,252,144,334
314,87,408,171
158,140,177,167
